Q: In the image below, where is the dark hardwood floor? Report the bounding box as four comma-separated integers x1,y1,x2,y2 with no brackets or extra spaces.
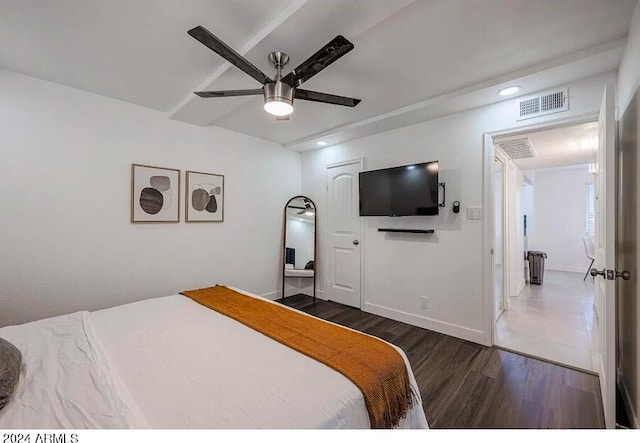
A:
279,294,605,429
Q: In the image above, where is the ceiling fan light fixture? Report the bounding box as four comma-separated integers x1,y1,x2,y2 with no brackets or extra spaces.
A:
264,81,294,116
303,200,314,216
264,100,293,116
188,27,361,115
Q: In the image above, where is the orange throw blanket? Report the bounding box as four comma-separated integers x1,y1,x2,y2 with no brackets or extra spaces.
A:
180,285,415,428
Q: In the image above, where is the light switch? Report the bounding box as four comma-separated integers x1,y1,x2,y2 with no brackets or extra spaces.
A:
467,206,483,220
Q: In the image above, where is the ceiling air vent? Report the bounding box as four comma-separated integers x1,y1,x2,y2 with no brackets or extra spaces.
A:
516,87,568,120
495,138,536,160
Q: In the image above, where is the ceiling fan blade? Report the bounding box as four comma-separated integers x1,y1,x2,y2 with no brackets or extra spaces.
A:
194,89,263,98
276,115,290,121
294,89,361,107
282,35,354,87
188,26,272,85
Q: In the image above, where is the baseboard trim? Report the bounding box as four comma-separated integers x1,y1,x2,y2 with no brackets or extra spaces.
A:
363,302,486,346
260,291,281,301
544,267,584,274
618,368,639,428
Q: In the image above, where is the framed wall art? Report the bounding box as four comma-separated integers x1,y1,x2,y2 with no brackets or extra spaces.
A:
131,164,180,223
186,171,224,222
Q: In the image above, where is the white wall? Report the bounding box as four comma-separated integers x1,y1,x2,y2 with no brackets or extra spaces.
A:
528,165,594,273
522,175,535,258
522,181,534,275
619,0,640,114
0,69,301,326
617,0,640,428
302,72,615,345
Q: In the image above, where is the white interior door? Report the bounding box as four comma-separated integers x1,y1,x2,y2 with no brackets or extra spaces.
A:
593,83,616,428
326,160,362,308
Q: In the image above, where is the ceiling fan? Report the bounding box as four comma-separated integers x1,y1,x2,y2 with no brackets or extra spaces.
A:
187,26,361,120
288,199,314,216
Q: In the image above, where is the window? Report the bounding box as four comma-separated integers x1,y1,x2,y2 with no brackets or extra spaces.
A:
586,182,595,236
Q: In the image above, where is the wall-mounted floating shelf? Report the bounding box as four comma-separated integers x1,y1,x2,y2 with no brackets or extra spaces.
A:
378,228,435,234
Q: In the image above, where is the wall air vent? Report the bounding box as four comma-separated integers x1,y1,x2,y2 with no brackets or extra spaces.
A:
495,138,536,160
516,87,568,120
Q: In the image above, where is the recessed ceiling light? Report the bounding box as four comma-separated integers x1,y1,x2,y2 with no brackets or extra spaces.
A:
317,141,327,146
498,86,520,96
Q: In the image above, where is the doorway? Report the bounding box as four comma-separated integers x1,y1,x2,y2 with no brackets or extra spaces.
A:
485,83,628,428
490,121,600,374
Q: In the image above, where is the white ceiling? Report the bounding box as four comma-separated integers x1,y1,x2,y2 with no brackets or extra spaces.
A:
495,121,599,170
1,0,637,151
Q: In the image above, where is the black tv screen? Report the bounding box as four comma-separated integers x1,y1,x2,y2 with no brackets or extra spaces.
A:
359,161,439,216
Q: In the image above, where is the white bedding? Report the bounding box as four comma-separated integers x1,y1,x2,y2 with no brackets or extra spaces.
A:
0,312,149,429
0,289,429,429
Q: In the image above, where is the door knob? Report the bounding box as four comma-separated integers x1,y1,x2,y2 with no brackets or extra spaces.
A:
616,270,631,280
353,240,359,245
590,268,605,278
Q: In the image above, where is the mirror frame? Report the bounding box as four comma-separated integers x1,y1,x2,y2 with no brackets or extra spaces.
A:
281,195,317,302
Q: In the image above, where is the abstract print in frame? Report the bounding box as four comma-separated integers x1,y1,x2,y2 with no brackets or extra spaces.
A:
131,164,180,223
186,171,224,222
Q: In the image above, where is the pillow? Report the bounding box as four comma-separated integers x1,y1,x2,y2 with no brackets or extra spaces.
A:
0,337,22,410
304,260,314,270
285,263,294,269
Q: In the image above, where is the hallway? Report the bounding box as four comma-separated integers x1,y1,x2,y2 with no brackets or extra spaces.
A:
495,270,598,373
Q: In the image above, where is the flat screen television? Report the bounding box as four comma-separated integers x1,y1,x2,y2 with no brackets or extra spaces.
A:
359,161,439,216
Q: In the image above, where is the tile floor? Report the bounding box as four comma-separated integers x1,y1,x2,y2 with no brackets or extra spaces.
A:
495,270,599,373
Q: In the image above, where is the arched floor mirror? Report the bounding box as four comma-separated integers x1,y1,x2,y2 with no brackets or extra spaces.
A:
282,196,317,302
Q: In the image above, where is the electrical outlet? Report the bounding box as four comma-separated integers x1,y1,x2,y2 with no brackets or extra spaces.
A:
420,297,429,309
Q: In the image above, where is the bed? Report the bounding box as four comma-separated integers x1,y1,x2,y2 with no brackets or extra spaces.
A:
0,286,429,429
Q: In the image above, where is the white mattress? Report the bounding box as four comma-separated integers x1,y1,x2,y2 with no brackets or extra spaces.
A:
284,269,314,278
0,288,429,429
